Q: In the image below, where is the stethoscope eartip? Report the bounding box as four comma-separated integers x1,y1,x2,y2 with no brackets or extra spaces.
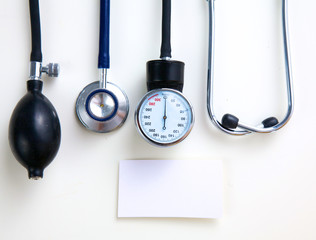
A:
262,117,279,128
221,114,279,131
221,114,239,130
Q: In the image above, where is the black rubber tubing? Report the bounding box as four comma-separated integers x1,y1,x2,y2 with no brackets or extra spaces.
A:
29,0,42,62
160,0,172,59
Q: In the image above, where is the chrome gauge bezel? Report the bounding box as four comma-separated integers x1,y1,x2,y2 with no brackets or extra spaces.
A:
135,88,194,147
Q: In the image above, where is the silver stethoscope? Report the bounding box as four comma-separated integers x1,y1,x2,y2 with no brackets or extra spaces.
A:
76,0,129,133
207,0,294,136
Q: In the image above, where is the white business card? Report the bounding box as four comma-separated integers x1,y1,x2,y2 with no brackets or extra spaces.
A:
118,159,223,219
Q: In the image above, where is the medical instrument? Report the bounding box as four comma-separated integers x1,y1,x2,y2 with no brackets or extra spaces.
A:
76,0,129,133
9,0,61,179
206,0,294,135
135,0,194,146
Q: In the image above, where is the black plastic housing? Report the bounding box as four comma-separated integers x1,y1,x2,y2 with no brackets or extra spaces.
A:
9,80,61,179
147,60,185,92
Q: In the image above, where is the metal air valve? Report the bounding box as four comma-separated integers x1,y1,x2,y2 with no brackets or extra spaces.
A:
41,63,60,77
29,61,60,80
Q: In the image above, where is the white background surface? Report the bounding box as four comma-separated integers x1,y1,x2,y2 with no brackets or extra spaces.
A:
0,0,315,239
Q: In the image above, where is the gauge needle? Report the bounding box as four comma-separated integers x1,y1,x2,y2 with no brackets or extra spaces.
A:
163,96,167,130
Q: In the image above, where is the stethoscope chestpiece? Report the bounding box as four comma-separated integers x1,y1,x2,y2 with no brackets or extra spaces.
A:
76,0,129,133
76,80,129,133
86,89,118,122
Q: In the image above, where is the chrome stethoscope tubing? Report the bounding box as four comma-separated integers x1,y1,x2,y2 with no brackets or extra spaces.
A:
206,0,294,135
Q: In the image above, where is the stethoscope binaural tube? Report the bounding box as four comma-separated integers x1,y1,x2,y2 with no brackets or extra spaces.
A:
9,0,61,179
76,0,129,133
206,0,294,135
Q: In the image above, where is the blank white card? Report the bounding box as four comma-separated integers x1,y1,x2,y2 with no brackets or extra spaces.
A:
118,160,223,219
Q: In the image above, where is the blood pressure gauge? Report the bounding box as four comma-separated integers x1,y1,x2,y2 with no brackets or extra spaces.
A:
135,0,194,146
135,88,194,146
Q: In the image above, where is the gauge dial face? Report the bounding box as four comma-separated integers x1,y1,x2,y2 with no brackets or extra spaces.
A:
135,89,194,146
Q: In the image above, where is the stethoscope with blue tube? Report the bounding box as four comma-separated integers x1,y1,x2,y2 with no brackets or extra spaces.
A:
206,0,294,135
76,0,129,133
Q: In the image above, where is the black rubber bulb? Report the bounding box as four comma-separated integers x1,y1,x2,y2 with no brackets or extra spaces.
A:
9,80,61,179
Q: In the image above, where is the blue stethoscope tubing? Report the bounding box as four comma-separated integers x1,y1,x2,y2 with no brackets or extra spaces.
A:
206,0,294,135
98,0,110,69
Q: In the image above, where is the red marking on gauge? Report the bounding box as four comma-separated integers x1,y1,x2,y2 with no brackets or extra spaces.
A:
149,102,155,106
148,94,159,101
